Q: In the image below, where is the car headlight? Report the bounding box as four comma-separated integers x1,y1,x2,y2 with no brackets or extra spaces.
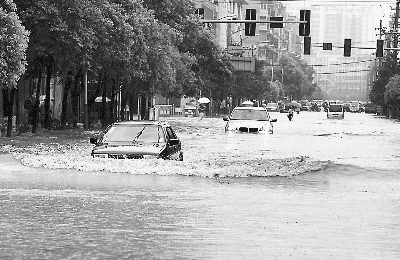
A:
143,155,159,159
93,154,108,158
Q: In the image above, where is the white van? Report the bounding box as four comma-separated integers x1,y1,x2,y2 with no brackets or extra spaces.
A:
327,104,344,119
349,101,360,113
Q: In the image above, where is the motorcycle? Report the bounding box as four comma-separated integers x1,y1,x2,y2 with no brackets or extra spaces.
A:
287,110,294,121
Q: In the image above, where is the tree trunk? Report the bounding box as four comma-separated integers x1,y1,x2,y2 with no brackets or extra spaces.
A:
2,88,9,117
110,79,116,123
71,70,82,128
15,86,20,134
88,73,103,113
61,72,73,129
6,88,16,137
32,69,42,133
101,83,107,128
44,58,53,129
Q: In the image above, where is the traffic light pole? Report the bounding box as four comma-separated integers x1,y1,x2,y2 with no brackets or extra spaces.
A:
394,1,399,74
202,20,306,24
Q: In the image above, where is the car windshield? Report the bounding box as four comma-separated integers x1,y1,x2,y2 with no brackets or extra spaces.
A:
266,103,276,108
103,125,165,143
231,109,269,120
329,105,343,112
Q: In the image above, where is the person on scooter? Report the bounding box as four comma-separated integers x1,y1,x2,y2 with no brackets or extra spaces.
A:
288,107,294,121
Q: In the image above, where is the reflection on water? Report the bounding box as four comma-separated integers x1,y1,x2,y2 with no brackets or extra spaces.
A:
1,112,400,259
0,163,400,259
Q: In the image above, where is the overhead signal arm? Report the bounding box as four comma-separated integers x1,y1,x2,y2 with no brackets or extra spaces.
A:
201,20,306,24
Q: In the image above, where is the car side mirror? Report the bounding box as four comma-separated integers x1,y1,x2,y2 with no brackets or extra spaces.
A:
90,137,98,144
169,139,180,146
223,117,229,121
270,119,277,123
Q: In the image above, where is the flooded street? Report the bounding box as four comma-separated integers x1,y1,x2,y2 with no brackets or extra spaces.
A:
1,112,400,259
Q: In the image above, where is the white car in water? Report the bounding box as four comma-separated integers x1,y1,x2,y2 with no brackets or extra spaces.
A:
327,104,345,119
223,106,277,133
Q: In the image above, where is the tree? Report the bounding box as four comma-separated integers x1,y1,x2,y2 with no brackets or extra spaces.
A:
384,74,400,118
0,0,29,137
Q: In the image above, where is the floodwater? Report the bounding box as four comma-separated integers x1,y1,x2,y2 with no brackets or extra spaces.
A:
1,111,400,259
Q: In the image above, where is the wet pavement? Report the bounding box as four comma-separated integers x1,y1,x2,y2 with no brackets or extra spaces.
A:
1,111,400,259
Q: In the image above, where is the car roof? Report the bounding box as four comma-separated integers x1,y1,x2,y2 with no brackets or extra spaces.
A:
112,120,172,127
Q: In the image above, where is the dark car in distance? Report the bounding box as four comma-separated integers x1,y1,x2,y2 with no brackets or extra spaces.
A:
90,121,183,161
364,103,377,114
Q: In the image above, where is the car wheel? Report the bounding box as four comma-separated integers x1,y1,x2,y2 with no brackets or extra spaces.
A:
178,152,183,161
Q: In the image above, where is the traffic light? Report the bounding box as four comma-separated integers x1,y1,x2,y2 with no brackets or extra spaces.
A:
270,17,283,28
323,43,332,50
299,10,311,36
245,9,256,36
304,36,311,55
344,39,351,57
376,39,384,57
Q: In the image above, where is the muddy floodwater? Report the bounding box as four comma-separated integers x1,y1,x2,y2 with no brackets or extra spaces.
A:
1,112,400,259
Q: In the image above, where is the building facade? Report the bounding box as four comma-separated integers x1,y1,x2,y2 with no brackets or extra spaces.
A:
303,4,377,101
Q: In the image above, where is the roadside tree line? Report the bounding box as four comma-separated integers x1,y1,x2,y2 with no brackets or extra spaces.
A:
0,0,317,137
369,48,400,118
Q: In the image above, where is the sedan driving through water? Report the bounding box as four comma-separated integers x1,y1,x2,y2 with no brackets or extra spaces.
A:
90,121,183,160
223,106,277,133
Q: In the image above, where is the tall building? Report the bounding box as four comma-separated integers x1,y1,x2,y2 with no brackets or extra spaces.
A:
285,3,378,101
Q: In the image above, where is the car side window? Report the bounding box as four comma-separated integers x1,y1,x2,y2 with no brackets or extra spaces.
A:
166,127,177,141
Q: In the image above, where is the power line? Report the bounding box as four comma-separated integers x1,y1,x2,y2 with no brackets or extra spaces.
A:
315,69,372,74
312,58,376,67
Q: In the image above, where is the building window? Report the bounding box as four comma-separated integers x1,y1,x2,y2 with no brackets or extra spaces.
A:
261,4,267,10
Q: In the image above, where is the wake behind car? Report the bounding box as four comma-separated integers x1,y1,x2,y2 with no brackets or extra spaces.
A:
90,121,183,161
223,106,277,133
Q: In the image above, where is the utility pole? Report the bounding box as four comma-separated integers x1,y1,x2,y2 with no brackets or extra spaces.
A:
394,0,399,74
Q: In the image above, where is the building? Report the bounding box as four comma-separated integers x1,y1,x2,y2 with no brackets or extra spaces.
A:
287,3,378,101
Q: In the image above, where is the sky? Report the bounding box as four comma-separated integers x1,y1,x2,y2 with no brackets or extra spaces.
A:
282,0,394,39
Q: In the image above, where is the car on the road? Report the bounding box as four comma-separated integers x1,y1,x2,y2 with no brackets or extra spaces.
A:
265,102,279,112
327,104,344,119
90,121,183,160
349,101,361,113
223,106,277,133
364,102,377,114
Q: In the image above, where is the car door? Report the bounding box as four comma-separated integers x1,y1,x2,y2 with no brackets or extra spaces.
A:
164,127,181,160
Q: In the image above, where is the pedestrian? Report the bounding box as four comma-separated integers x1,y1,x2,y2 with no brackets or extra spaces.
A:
198,103,205,120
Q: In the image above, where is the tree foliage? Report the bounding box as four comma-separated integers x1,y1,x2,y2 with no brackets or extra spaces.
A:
0,0,29,88
384,74,400,106
0,0,29,137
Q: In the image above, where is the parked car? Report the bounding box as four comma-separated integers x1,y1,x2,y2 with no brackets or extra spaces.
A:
364,102,377,114
223,106,277,133
265,102,279,112
327,104,344,119
90,121,183,160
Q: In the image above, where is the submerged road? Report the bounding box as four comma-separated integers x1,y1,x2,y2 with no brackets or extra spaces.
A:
1,111,400,259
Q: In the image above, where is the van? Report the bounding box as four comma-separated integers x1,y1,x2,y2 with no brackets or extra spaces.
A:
327,104,344,119
349,101,360,112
